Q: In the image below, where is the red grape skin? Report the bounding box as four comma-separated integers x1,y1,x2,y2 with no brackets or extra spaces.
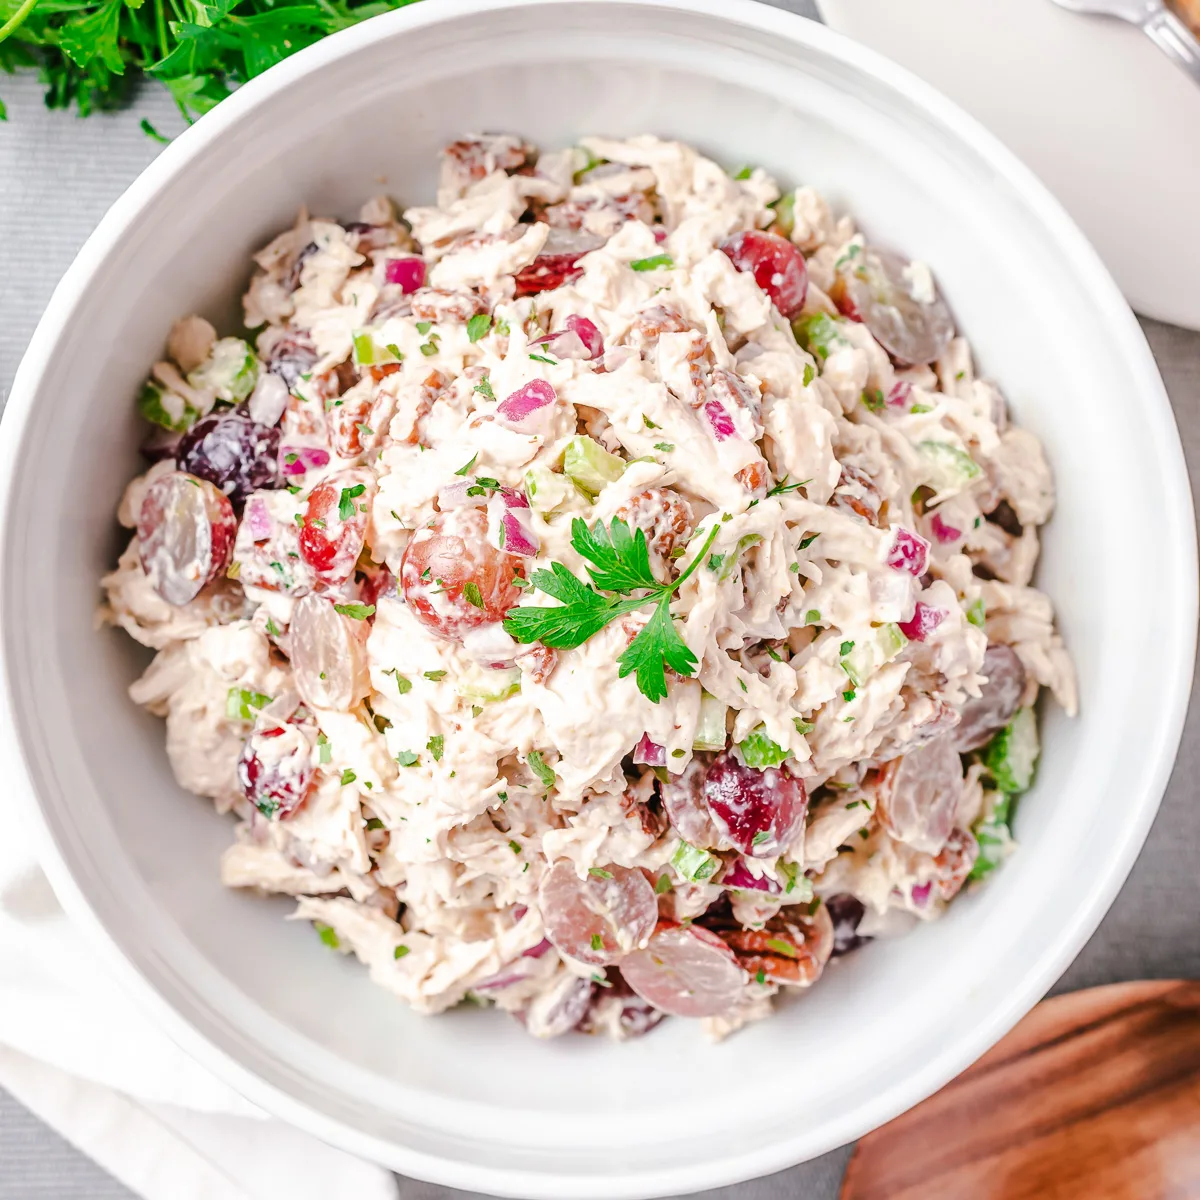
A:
137,471,237,605
400,507,525,641
538,861,658,966
620,923,747,1018
298,470,374,585
237,723,314,819
720,230,809,319
875,733,963,854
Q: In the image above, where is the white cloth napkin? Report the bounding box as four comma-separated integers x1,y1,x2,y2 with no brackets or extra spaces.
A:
0,827,398,1200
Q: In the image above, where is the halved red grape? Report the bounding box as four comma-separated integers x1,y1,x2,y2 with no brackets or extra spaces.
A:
176,413,281,505
954,643,1026,752
400,507,525,641
237,722,314,819
875,733,963,854
137,471,237,605
298,469,374,585
289,593,369,711
703,752,807,858
538,861,658,966
660,756,723,848
826,893,870,957
720,230,808,319
621,923,746,1018
514,228,604,297
833,247,955,366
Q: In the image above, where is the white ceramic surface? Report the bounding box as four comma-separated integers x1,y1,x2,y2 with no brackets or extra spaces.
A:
817,0,1200,331
0,1,1195,1196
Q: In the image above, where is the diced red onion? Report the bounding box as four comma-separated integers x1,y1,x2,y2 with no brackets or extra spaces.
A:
498,486,529,510
898,601,947,642
703,398,737,441
653,228,668,244
632,733,666,767
886,527,930,576
886,381,913,409
930,512,962,544
722,858,782,895
244,495,272,541
248,371,289,427
522,938,552,959
496,379,557,431
512,905,529,922
532,329,589,359
911,881,932,908
473,968,532,992
501,511,539,556
384,256,426,293
487,491,539,556
565,315,604,359
280,445,330,477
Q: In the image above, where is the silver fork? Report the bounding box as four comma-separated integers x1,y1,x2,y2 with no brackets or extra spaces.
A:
1049,0,1200,85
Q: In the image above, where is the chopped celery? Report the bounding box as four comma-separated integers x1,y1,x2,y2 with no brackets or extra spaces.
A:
351,330,403,367
225,686,271,721
965,597,986,629
562,435,625,499
188,337,259,403
719,533,763,581
792,312,848,360
524,465,572,513
840,624,907,688
984,707,1039,794
738,724,789,769
137,379,199,432
968,794,1015,882
457,666,521,703
916,440,981,493
692,691,728,751
671,840,720,883
777,860,814,901
771,190,796,237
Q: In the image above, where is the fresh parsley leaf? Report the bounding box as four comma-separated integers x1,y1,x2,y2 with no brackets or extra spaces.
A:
590,933,603,951
466,313,492,343
393,944,410,959
588,867,614,880
528,353,556,364
460,580,484,609
654,442,674,453
224,687,270,721
799,532,820,550
508,839,522,855
314,922,340,949
802,363,816,386
474,375,496,401
333,603,375,620
861,387,885,412
765,937,798,959
618,598,696,705
423,669,447,681
415,321,432,335
804,609,821,624
339,768,356,786
426,734,444,762
454,452,478,476
654,874,672,895
573,517,660,594
339,484,365,522
526,750,556,790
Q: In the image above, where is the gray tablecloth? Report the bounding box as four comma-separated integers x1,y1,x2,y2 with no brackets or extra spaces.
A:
2,2,1199,1193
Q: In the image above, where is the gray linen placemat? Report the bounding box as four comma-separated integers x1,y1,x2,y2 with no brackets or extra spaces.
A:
2,0,1198,1192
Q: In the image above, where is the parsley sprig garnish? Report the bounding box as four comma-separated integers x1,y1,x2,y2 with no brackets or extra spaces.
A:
0,0,418,126
502,517,719,703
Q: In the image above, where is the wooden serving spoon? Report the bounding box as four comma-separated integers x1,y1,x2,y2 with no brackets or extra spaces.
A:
841,980,1200,1200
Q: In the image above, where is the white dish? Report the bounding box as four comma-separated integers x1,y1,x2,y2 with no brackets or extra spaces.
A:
0,0,1194,1195
816,0,1200,331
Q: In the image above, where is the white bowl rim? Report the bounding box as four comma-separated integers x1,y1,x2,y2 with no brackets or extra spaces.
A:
1,0,1195,1194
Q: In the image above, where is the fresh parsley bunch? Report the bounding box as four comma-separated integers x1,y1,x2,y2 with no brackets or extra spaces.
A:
0,0,420,126
503,516,720,704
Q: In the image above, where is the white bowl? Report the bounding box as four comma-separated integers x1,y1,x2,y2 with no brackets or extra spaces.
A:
1,0,1195,1195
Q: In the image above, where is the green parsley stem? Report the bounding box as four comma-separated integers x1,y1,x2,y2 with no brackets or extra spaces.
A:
0,0,40,44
